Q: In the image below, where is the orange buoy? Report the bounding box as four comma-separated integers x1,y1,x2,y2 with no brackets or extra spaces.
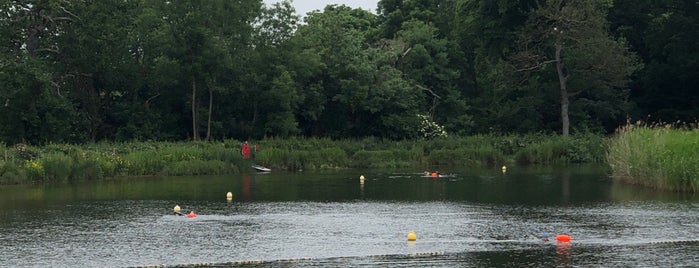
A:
431,172,438,177
556,234,571,242
186,211,197,218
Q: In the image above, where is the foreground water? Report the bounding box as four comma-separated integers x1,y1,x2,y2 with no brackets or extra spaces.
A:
1,165,697,267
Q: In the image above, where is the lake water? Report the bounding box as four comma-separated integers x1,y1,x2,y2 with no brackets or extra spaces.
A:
1,165,697,267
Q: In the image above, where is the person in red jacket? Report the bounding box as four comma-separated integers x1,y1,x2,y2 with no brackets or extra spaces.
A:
241,141,251,159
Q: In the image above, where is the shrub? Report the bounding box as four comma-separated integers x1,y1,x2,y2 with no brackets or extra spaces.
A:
42,153,74,183
23,159,45,182
0,161,24,184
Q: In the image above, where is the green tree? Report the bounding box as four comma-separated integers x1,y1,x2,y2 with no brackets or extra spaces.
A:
0,0,85,144
377,0,472,135
293,5,422,138
55,1,146,141
609,0,698,122
240,0,304,138
451,0,544,133
139,0,260,141
510,0,641,135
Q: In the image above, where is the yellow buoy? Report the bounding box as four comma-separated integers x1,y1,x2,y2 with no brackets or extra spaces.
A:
501,165,507,173
407,231,417,241
359,175,365,183
226,192,233,200
173,204,181,213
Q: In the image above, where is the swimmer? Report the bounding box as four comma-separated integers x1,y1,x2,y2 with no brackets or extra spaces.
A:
173,204,183,216
541,232,550,242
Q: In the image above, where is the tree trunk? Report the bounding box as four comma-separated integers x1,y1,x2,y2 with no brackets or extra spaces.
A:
191,78,199,141
206,87,213,141
555,40,570,136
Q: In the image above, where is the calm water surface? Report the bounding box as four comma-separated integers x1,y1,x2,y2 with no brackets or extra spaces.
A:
1,165,697,267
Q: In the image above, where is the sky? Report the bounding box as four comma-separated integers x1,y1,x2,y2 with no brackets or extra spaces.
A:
263,0,380,17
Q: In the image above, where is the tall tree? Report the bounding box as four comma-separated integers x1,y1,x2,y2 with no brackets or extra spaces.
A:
0,0,85,144
141,0,260,141
292,5,422,138
242,0,304,138
55,1,146,141
452,0,544,133
510,0,641,135
377,0,469,135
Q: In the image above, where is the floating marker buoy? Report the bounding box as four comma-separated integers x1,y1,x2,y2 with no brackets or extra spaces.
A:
226,192,233,200
556,234,571,242
359,175,365,183
173,205,181,213
187,211,197,218
501,165,507,173
407,231,417,241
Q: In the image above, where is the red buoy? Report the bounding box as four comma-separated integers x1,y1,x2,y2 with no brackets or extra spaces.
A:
556,234,571,242
186,211,197,218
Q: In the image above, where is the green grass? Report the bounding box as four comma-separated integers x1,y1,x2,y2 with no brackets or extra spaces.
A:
0,134,607,184
607,122,699,192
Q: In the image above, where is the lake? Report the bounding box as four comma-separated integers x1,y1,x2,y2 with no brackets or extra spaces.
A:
1,165,697,267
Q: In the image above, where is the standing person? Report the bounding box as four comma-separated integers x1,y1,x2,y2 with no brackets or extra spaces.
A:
241,141,251,159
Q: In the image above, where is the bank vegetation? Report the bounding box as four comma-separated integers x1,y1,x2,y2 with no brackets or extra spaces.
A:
0,133,605,184
607,122,699,192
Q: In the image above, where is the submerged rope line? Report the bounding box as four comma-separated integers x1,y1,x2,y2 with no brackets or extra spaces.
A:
647,239,699,245
135,252,448,268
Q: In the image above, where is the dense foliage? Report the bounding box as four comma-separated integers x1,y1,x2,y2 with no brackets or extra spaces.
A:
0,0,695,144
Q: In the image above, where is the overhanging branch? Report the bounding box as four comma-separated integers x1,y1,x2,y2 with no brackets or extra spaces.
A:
515,59,558,72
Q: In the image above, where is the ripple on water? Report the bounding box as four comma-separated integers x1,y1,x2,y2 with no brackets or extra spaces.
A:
2,199,698,267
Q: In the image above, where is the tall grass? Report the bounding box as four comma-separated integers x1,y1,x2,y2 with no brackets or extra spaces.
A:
0,134,607,184
607,122,699,192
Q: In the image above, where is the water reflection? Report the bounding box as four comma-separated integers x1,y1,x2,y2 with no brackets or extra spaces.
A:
242,174,252,201
556,242,572,266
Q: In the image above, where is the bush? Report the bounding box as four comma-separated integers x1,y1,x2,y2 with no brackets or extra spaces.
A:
42,153,74,183
0,161,24,184
24,159,44,182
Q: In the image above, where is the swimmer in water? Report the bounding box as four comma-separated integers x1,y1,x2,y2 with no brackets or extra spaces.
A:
173,204,183,216
541,232,550,242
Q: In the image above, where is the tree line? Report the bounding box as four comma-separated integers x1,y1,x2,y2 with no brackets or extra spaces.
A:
0,0,695,144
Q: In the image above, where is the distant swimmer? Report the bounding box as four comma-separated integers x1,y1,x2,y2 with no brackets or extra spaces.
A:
541,233,550,242
173,204,183,216
423,171,441,177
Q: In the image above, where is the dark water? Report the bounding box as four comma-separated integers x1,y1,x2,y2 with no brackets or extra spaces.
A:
1,165,697,267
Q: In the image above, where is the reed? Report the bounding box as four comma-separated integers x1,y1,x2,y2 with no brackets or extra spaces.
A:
352,149,415,168
607,122,699,192
514,133,605,165
0,134,608,184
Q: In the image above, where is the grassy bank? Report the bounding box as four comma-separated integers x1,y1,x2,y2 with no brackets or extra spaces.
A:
0,133,605,184
607,122,699,192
